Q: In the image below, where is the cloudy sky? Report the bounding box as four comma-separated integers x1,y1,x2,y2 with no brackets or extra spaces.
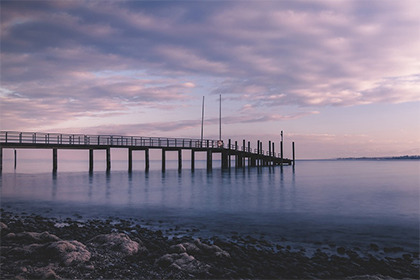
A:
1,0,419,159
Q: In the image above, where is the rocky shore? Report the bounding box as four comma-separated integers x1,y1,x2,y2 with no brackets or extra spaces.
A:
1,209,418,279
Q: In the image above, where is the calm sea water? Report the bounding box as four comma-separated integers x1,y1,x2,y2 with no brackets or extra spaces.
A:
1,158,419,255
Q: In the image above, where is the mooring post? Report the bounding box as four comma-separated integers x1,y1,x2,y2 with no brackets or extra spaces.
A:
106,148,111,172
162,149,166,171
178,149,182,170
292,142,295,166
14,149,17,169
89,149,94,173
280,141,283,167
248,141,251,166
222,149,228,169
207,149,212,170
53,148,58,173
257,140,260,166
228,139,231,149
0,148,2,172
128,148,133,173
191,150,195,170
145,148,150,171
272,142,275,166
269,141,271,166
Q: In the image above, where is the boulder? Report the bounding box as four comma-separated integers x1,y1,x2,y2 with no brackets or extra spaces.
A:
88,233,146,255
46,240,91,266
0,222,8,230
10,231,60,244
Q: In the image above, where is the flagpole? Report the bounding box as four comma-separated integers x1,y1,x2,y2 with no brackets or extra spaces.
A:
201,96,205,144
219,94,222,141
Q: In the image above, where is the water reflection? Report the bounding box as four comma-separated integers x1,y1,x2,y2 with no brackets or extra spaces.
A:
1,160,419,252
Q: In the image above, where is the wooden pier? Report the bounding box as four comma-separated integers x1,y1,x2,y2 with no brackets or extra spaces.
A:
0,131,294,172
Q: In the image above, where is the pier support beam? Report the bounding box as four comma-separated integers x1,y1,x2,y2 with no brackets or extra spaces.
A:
162,149,166,171
53,148,58,173
292,142,295,166
221,149,228,169
128,148,133,173
0,148,3,172
280,141,283,167
106,148,111,172
191,150,195,170
145,149,150,171
89,149,94,173
207,149,212,170
178,149,182,170
272,142,275,166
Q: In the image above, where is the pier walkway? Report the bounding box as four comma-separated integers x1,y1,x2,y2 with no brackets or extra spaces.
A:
0,131,293,172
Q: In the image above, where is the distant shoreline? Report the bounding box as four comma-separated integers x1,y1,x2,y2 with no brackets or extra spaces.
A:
336,155,420,160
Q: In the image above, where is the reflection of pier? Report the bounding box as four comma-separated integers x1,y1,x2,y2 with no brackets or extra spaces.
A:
0,131,294,172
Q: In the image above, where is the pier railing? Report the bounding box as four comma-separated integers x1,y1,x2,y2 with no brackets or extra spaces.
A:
0,131,284,157
0,131,219,149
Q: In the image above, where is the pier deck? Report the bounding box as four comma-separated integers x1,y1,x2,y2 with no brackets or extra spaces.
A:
0,131,293,172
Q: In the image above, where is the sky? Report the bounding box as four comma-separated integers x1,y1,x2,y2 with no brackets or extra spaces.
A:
1,0,419,160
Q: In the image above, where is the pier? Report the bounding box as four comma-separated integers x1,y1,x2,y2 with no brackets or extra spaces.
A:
0,131,294,172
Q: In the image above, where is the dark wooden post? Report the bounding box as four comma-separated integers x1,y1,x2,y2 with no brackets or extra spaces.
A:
222,149,228,169
228,139,231,149
272,142,275,165
14,149,17,169
292,142,295,166
145,148,150,171
268,140,271,166
53,148,58,173
106,148,111,172
128,148,133,173
280,141,283,167
178,149,182,170
207,149,212,169
0,148,2,172
89,149,94,173
162,149,166,171
191,150,195,170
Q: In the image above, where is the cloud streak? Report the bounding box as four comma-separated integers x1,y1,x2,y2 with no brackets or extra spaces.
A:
1,0,419,135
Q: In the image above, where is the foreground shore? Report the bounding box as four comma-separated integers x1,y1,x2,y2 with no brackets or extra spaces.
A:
1,209,418,279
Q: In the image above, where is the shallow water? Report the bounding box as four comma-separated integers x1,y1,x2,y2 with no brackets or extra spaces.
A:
1,158,419,255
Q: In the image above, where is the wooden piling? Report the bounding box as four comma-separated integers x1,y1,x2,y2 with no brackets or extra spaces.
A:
106,148,111,172
0,148,2,172
128,148,133,172
162,149,166,171
178,149,182,170
268,141,271,166
292,142,295,166
14,149,17,169
53,148,58,173
191,150,195,169
207,149,212,169
89,149,94,172
145,148,150,171
272,142,275,166
280,141,283,167
221,149,228,169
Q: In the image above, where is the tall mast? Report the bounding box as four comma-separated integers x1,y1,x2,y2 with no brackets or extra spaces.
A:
219,94,222,141
201,96,205,142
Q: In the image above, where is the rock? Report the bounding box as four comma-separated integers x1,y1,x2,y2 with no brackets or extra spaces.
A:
46,240,91,266
88,233,146,255
156,252,211,275
369,243,380,251
11,231,60,244
0,222,8,230
169,244,187,254
34,266,62,279
180,239,230,258
337,247,346,255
